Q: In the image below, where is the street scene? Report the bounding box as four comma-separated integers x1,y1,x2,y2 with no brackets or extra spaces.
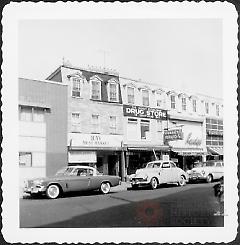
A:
18,18,225,229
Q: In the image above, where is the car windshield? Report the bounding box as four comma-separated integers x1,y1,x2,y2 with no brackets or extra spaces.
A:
55,167,74,176
145,162,161,168
194,162,203,168
203,162,215,167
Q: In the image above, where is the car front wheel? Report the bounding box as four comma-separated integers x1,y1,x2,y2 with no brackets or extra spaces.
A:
100,182,111,194
178,175,186,186
206,174,213,183
46,184,60,199
150,177,158,190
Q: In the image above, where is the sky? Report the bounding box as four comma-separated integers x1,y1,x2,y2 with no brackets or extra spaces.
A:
18,19,222,98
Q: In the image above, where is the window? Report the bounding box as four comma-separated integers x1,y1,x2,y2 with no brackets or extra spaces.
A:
127,87,135,104
33,108,45,122
216,105,220,116
72,78,81,97
142,90,149,106
110,116,117,134
205,102,209,114
20,107,32,121
71,113,81,132
140,120,150,139
182,97,187,111
192,99,197,112
170,162,176,168
170,95,176,109
91,115,100,133
156,120,162,132
162,162,170,168
91,80,101,100
19,152,32,167
109,83,118,102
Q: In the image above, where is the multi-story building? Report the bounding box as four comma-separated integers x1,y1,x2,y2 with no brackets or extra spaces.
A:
197,94,223,160
120,77,223,172
19,78,68,188
47,64,125,178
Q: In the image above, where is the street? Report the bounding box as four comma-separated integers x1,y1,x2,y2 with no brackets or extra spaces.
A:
20,182,223,228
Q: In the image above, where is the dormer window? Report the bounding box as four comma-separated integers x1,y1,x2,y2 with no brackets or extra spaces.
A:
171,95,176,109
182,97,187,111
90,76,102,100
205,102,209,114
192,99,197,112
142,90,149,106
72,77,81,97
108,79,119,102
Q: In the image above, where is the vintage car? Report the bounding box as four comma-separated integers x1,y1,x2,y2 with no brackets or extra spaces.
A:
187,160,224,183
130,160,189,189
24,166,121,199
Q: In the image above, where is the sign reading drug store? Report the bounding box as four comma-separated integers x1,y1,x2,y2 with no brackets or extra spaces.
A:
123,105,168,120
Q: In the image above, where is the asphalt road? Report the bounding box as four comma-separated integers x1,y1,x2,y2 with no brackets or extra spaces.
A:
20,182,223,228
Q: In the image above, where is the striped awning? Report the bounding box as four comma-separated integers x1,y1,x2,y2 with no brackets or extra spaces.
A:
207,147,223,155
172,148,206,156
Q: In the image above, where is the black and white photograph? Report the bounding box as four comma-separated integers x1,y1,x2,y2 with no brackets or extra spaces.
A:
2,2,238,244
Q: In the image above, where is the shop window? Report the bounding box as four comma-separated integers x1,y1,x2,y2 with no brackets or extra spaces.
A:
192,99,197,112
170,95,176,109
216,104,220,116
19,106,32,121
140,120,150,140
33,108,45,122
91,114,100,133
71,113,81,132
108,81,119,102
182,97,187,111
72,77,81,97
19,152,32,167
205,102,209,114
91,79,101,100
110,116,117,134
142,90,149,106
127,87,135,104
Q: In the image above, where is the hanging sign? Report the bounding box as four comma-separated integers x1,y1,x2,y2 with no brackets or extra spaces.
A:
164,129,183,141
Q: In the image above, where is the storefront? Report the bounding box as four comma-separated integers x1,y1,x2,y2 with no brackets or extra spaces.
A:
68,133,124,177
165,119,207,170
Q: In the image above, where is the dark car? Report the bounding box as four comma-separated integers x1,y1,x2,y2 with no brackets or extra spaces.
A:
24,166,121,199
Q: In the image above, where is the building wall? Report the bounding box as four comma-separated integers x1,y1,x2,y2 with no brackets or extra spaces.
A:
19,78,68,187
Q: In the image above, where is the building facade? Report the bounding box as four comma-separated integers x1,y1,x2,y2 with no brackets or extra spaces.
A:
47,65,125,178
19,78,68,188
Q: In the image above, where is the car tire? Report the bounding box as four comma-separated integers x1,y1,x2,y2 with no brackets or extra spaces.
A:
206,174,213,183
100,182,111,194
150,177,158,190
178,175,186,186
46,184,60,199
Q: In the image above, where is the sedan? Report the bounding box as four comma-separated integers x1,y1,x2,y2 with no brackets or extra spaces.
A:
24,166,121,199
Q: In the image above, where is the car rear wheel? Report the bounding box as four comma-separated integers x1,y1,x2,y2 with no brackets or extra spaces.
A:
206,174,213,183
150,177,158,190
100,182,111,194
46,184,60,199
178,175,186,186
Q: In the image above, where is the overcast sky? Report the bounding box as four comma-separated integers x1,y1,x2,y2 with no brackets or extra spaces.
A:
18,19,222,98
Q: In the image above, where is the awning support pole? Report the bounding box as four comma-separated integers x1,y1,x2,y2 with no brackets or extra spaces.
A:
153,149,158,160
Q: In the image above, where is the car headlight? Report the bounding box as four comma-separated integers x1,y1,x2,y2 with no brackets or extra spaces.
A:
186,170,192,175
201,170,205,175
33,179,44,185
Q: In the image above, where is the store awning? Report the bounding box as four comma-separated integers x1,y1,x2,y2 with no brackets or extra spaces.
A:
126,144,170,152
172,148,206,156
207,147,223,156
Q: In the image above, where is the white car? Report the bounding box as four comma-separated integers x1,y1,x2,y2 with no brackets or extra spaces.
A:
187,160,224,183
130,160,189,189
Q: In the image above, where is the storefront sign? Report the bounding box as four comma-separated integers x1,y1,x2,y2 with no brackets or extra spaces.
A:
164,129,183,141
207,130,223,136
69,151,97,163
123,105,168,120
185,133,202,146
69,133,123,149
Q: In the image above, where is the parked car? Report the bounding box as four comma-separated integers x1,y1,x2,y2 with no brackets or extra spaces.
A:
129,160,189,189
24,166,121,199
187,160,224,183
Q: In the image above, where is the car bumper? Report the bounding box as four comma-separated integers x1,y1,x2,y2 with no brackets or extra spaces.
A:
24,185,46,194
131,179,150,187
188,173,206,181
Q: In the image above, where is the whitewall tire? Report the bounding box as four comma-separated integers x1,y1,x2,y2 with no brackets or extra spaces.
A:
150,177,158,190
100,182,111,194
178,176,186,187
46,184,60,199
